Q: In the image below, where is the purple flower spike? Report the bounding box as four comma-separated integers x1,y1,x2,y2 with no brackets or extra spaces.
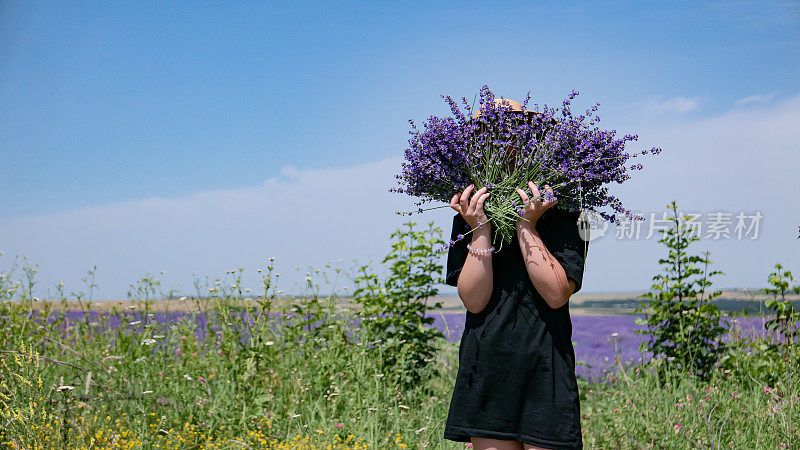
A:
392,84,664,245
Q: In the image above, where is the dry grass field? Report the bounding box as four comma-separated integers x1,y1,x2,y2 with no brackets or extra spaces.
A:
28,288,799,316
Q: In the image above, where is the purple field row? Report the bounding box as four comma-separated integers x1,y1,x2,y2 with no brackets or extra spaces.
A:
39,310,775,383
430,313,773,382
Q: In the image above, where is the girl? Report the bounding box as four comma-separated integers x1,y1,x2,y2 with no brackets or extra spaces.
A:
442,102,588,450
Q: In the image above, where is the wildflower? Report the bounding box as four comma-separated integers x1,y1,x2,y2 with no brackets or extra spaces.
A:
614,408,620,412
265,341,274,346
129,321,141,326
141,339,157,346
611,332,619,337
135,356,147,363
56,385,74,392
183,374,193,381
674,424,682,434
198,376,206,382
336,423,343,428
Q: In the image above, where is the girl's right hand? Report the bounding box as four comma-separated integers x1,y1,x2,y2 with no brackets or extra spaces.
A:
450,184,491,231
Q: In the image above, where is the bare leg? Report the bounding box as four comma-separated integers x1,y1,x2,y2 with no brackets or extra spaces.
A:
470,437,523,450
523,444,552,450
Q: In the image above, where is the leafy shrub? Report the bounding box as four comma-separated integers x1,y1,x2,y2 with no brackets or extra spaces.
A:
634,200,728,382
762,263,800,344
723,263,800,388
351,221,446,392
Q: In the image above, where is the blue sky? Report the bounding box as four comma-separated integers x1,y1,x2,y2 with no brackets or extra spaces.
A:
1,1,799,299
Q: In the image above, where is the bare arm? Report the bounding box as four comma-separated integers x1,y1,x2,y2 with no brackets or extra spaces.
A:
456,226,493,314
516,220,576,309
449,184,494,314
514,181,576,309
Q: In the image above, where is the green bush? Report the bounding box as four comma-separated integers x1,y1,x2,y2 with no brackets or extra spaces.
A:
634,200,728,382
351,221,446,392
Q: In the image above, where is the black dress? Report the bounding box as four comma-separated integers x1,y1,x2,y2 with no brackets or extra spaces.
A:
443,207,588,449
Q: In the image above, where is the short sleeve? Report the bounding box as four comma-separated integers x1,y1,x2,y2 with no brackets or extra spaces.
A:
444,213,470,287
538,208,589,294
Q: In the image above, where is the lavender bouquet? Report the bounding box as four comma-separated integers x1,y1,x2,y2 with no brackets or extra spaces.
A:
390,85,663,253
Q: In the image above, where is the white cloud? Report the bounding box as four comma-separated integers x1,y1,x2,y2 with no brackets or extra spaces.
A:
593,91,800,292
638,96,700,114
734,91,779,106
0,157,454,300
2,92,799,299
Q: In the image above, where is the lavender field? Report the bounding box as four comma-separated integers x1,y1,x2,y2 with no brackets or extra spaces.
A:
43,308,776,382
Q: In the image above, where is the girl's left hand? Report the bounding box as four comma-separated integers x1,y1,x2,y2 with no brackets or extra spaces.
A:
515,181,557,229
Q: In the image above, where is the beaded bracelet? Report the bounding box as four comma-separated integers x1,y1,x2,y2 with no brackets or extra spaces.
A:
466,243,495,257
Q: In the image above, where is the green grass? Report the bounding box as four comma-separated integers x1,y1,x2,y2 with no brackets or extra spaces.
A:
1,260,798,449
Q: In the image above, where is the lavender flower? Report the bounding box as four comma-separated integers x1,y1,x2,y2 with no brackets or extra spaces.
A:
391,85,663,251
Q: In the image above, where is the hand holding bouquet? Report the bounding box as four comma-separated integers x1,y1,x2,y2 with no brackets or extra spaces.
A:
391,85,663,253
513,181,559,230
449,184,491,231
